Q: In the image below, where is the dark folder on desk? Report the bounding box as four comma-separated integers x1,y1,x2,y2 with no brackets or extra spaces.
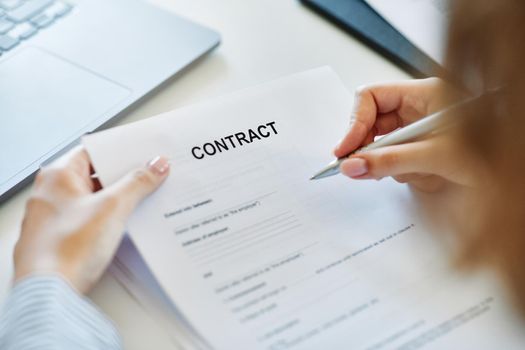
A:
301,0,442,78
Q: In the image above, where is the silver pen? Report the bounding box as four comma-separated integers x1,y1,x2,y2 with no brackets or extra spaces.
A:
310,91,497,181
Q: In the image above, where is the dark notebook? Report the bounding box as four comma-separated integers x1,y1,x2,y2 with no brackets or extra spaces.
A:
301,0,443,78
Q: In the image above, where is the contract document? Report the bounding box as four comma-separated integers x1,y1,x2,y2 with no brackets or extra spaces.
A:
84,68,525,349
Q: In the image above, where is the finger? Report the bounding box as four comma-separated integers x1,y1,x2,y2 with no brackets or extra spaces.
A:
379,78,447,121
358,113,402,148
334,78,443,158
362,128,376,146
103,156,170,218
340,139,446,180
344,113,402,151
49,146,92,176
50,146,94,191
334,87,377,157
374,112,402,135
35,147,98,195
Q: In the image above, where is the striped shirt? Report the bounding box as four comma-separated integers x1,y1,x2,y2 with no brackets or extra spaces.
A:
0,275,122,350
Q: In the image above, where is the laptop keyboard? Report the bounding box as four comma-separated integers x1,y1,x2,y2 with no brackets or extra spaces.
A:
0,0,72,54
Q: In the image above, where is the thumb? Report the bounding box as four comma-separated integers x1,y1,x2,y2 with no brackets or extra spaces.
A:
340,139,443,180
103,156,170,217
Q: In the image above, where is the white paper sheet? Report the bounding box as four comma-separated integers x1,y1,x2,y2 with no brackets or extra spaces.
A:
366,0,448,64
84,68,525,349
110,236,208,349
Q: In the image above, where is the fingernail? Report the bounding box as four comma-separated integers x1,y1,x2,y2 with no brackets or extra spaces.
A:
341,158,368,177
147,156,170,176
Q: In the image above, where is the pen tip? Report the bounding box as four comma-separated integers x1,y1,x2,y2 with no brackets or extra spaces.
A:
310,170,324,180
309,175,318,181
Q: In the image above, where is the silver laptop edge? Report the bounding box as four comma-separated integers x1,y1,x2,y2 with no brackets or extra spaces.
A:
0,0,220,201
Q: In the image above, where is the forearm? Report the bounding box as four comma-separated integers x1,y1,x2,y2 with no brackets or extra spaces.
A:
0,275,122,350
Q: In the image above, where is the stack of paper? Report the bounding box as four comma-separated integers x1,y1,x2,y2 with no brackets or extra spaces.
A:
84,68,525,349
109,236,208,349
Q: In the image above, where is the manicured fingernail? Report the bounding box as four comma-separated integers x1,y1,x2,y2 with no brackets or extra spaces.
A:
147,156,170,176
341,158,368,177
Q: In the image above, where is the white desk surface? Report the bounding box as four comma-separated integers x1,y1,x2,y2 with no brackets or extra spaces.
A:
0,0,410,348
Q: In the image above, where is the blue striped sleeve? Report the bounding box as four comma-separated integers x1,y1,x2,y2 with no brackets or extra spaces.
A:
0,275,122,350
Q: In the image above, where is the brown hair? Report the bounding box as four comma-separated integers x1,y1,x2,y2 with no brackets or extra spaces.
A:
445,0,525,313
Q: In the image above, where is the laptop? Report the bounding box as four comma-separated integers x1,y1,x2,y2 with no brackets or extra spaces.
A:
0,0,220,201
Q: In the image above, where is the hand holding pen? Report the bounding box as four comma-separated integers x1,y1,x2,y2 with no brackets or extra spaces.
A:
316,78,486,192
